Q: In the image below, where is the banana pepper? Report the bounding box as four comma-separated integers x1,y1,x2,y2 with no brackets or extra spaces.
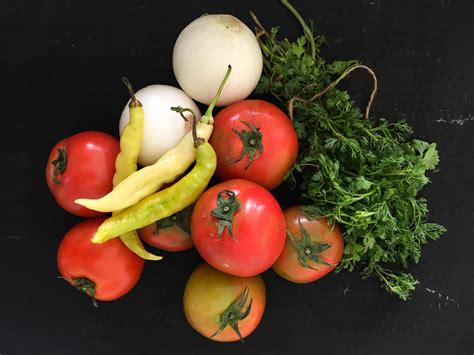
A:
112,77,161,261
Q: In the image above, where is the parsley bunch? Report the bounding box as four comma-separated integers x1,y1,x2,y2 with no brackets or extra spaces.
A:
252,0,446,300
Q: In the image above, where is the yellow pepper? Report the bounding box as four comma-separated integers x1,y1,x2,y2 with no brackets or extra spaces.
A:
112,77,161,261
74,65,232,213
112,78,144,187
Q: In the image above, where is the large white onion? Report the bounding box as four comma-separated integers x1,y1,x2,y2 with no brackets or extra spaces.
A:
119,85,201,166
173,14,263,107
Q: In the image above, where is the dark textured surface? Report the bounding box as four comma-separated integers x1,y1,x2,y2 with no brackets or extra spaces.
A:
1,0,473,354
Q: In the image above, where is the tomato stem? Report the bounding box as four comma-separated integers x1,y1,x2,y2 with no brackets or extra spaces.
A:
210,286,253,342
288,219,333,270
210,190,240,240
228,120,264,170
51,147,67,185
154,205,192,235
59,276,98,308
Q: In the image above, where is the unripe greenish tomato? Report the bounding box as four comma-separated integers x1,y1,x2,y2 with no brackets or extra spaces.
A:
183,263,266,342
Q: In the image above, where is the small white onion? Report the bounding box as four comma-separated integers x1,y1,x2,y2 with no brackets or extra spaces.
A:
173,14,263,107
119,85,201,166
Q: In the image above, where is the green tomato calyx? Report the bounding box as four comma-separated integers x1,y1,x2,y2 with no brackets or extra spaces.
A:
60,276,98,308
210,286,253,342
154,205,192,235
51,147,67,185
288,219,333,270
211,190,240,240
228,120,264,170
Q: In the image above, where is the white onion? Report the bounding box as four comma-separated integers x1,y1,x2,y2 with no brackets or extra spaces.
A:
173,14,263,107
119,85,201,166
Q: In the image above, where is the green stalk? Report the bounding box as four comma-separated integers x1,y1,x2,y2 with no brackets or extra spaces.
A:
280,0,316,59
202,65,232,123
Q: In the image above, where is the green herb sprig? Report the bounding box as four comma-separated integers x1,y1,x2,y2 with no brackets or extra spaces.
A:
251,1,446,300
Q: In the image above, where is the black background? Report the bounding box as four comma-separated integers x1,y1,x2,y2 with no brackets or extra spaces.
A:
1,0,473,354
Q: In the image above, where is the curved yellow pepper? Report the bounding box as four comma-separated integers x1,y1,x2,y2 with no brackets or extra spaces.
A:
112,77,161,261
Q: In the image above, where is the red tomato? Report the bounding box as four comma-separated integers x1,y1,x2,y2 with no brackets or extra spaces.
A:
272,206,344,283
191,179,286,277
183,263,266,342
46,131,120,217
138,206,193,252
209,100,298,190
57,218,144,304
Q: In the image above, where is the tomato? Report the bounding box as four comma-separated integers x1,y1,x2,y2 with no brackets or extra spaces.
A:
191,179,286,277
272,206,344,283
46,131,120,217
57,218,144,304
138,205,193,252
183,263,266,342
209,100,298,190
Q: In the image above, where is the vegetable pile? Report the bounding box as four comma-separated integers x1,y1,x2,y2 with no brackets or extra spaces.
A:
46,0,445,342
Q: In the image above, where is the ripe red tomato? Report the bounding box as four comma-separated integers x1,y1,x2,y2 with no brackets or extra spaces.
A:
138,206,193,252
209,99,298,190
46,131,120,217
57,218,144,304
191,179,286,277
183,263,266,342
272,206,344,283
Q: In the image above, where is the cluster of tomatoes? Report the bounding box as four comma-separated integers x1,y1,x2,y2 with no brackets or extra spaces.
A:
46,99,344,342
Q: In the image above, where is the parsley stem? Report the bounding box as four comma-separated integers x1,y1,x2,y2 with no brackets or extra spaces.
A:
257,38,272,57
368,170,410,177
298,163,318,168
256,37,273,72
250,11,270,38
340,168,358,177
280,0,316,60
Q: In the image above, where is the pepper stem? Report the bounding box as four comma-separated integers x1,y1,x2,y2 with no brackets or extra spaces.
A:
202,64,232,124
170,106,203,147
122,76,142,108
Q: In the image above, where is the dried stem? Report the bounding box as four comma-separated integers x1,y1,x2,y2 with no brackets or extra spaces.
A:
289,64,378,120
250,11,270,38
